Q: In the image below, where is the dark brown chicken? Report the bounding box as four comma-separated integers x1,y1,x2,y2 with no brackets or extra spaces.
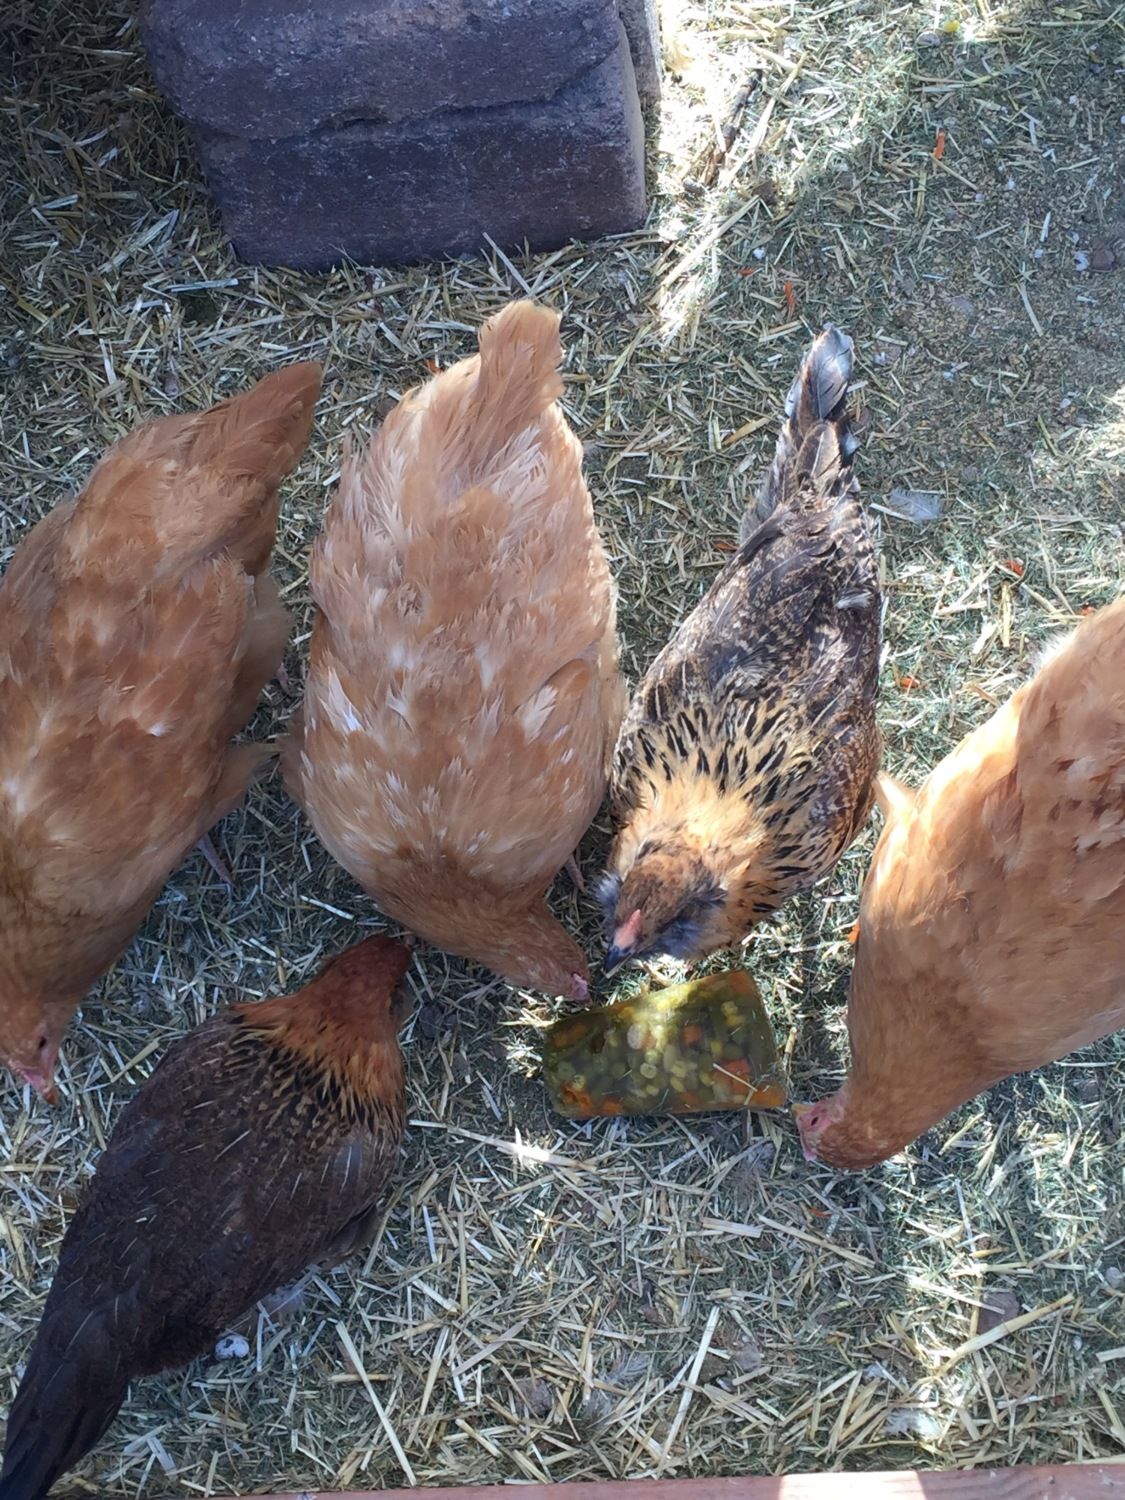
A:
600,326,880,970
0,363,321,1100
0,934,410,1500
797,596,1125,1169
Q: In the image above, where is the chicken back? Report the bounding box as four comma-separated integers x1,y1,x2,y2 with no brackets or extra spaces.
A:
285,301,622,1000
0,363,321,1099
798,596,1125,1169
0,934,409,1500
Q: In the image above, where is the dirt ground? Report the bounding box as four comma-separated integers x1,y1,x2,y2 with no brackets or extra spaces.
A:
1,0,1124,1492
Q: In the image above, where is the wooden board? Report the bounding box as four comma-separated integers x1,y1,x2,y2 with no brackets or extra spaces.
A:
231,1464,1125,1500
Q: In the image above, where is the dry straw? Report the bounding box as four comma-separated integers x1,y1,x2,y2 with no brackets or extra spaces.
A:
1,0,1124,1494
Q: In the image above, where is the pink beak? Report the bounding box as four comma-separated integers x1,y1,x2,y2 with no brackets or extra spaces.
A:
12,1050,59,1106
792,1101,819,1162
605,908,645,973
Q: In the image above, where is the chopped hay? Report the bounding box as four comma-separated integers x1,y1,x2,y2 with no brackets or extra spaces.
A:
1,0,1124,1494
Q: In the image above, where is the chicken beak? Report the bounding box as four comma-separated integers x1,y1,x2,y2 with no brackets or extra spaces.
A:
605,910,644,974
791,1102,820,1163
12,1059,59,1106
603,944,629,975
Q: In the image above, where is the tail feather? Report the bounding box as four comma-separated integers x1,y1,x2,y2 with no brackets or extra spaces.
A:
874,771,916,822
427,299,566,483
176,361,323,488
744,324,858,535
345,299,572,545
119,361,323,494
0,1355,127,1500
63,362,322,576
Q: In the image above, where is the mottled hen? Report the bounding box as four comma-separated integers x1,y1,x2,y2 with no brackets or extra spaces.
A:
601,326,880,970
0,934,409,1500
285,301,622,1000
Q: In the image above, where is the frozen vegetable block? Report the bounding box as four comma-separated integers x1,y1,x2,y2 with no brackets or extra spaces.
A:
542,969,786,1119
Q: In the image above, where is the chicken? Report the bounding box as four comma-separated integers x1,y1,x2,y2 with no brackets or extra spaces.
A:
599,326,880,971
797,596,1125,1170
284,301,622,1000
0,934,410,1500
0,363,321,1100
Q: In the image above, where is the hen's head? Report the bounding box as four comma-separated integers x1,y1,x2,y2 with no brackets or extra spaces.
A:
0,994,63,1104
793,1089,896,1171
598,847,728,972
244,934,414,1113
792,1095,846,1161
489,919,590,1003
306,934,415,1041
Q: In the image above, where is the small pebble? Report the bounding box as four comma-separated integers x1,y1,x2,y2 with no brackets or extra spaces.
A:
977,1288,1020,1334
1089,243,1117,272
215,1334,250,1360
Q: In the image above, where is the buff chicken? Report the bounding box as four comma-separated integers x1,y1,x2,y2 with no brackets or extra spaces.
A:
797,596,1125,1170
0,363,321,1100
0,363,321,1098
284,301,622,1000
600,326,880,970
0,934,410,1500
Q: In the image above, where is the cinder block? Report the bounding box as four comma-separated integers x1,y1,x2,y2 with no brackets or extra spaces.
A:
140,0,624,138
139,0,655,269
617,0,662,100
185,28,646,269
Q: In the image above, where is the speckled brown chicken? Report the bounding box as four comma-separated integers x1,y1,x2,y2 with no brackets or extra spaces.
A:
0,934,410,1500
600,326,881,970
284,301,622,1000
797,597,1125,1170
0,364,321,1101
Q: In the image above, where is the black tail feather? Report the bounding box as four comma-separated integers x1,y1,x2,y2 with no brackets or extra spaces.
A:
0,1356,127,1500
744,324,859,536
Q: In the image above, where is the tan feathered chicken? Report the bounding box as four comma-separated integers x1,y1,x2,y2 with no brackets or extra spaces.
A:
797,596,1125,1170
600,326,880,971
284,302,621,999
0,364,321,1099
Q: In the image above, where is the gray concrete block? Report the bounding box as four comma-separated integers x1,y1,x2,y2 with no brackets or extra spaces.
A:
617,0,662,100
191,28,646,270
139,0,624,137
